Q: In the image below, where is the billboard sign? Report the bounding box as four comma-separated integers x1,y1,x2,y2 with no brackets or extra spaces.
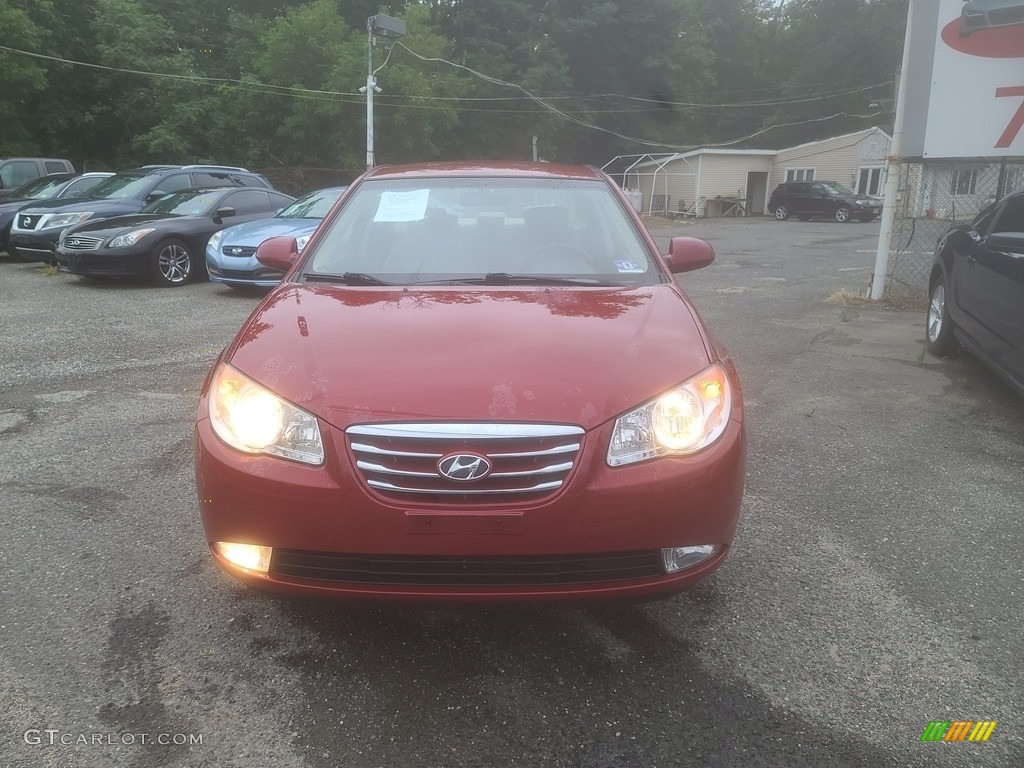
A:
902,0,1024,158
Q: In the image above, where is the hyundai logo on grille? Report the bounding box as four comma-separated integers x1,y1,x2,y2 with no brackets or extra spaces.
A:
437,453,492,481
229,247,244,255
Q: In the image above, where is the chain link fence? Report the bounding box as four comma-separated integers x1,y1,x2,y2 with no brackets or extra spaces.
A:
883,158,1024,297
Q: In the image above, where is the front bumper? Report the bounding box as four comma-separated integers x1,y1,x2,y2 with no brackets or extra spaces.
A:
55,246,150,277
9,230,60,262
206,252,284,288
194,411,746,602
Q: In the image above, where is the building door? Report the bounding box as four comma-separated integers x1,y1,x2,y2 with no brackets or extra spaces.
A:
857,166,884,196
745,172,769,215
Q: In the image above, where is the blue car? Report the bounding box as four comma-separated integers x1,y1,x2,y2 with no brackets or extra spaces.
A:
206,186,346,288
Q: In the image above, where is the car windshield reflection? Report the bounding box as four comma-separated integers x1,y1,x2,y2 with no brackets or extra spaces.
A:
141,190,220,217
301,178,663,287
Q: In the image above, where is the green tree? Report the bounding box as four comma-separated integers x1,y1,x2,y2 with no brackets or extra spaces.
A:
756,0,907,147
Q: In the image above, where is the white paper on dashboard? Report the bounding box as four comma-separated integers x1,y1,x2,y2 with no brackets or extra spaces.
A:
373,189,430,222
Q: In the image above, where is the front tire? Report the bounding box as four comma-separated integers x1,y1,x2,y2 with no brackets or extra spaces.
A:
834,205,851,223
774,203,791,221
151,238,194,287
926,272,956,355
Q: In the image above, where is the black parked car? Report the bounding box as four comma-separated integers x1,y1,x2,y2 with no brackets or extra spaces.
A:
56,186,294,287
769,181,881,223
0,172,113,255
927,190,1024,396
9,164,274,262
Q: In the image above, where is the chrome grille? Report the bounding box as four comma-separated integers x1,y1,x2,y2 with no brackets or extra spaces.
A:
347,423,584,502
61,235,104,250
222,245,257,258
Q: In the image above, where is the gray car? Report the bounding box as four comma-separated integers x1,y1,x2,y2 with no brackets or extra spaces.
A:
960,0,1024,37
0,172,114,256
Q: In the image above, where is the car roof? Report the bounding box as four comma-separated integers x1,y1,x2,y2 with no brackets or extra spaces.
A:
162,185,267,196
117,165,256,176
363,162,606,181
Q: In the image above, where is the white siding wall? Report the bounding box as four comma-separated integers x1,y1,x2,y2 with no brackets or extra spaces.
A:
635,154,774,215
772,129,891,191
697,155,773,215
628,129,894,216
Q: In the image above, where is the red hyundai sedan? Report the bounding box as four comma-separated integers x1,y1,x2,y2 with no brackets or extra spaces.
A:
194,162,745,602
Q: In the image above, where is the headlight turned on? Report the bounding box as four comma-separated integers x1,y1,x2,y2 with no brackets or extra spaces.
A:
208,363,324,465
607,362,731,466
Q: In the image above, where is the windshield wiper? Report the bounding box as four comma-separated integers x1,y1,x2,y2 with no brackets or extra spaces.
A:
442,273,624,287
304,272,394,286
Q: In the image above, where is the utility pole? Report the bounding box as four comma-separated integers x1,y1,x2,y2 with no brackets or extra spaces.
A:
361,14,406,170
870,0,914,300
364,19,377,169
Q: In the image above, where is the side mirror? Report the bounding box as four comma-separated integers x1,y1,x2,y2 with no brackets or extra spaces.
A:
256,235,299,272
145,190,165,201
663,236,715,274
215,206,236,218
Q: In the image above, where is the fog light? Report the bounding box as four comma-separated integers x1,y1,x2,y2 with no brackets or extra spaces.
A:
213,542,273,573
661,545,720,573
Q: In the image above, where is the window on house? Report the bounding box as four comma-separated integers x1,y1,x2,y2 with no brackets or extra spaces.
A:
786,168,814,182
950,169,978,195
857,167,884,196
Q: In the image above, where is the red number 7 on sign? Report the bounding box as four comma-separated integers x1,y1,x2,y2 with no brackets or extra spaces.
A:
996,86,1024,149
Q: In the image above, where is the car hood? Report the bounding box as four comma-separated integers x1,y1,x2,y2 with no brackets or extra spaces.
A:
0,197,43,213
19,198,138,215
65,213,179,238
219,217,319,246
224,283,713,431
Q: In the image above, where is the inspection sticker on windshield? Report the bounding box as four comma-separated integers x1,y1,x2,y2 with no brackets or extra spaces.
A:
615,260,645,273
373,189,430,222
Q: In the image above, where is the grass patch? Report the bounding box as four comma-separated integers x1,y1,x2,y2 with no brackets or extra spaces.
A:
37,263,60,277
827,288,927,312
640,214,693,229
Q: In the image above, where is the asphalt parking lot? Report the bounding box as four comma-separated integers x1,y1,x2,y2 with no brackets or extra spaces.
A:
0,217,1020,768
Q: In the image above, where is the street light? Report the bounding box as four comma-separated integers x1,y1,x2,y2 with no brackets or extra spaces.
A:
363,14,406,169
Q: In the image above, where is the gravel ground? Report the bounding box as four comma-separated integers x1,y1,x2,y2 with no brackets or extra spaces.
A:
0,217,1020,767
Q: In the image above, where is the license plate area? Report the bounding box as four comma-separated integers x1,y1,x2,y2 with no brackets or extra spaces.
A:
405,511,523,535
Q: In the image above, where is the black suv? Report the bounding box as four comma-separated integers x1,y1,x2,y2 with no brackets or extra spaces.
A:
9,165,273,261
768,180,881,223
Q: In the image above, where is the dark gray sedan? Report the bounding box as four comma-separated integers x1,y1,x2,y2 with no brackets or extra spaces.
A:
960,0,1024,37
927,190,1024,395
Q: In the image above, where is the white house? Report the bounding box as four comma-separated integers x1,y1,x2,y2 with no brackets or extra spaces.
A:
612,127,894,217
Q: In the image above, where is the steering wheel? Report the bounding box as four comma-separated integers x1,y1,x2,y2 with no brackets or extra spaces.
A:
520,243,599,274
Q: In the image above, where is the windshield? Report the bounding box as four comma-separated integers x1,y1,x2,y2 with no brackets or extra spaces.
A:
277,188,344,219
302,178,662,286
86,174,151,199
12,176,70,200
141,189,219,216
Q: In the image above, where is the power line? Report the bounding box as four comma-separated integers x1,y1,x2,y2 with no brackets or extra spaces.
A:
390,42,884,151
0,42,886,148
